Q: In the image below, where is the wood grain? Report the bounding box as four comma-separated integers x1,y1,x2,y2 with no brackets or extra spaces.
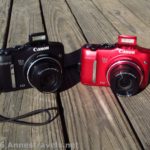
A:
119,0,150,26
42,0,141,149
0,0,149,149
91,0,150,47
0,0,64,149
0,0,10,47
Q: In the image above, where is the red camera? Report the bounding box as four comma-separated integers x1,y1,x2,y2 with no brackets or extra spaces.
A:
80,35,150,96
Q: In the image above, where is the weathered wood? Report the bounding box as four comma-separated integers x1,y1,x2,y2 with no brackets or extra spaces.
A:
0,0,149,149
0,0,10,48
91,0,150,149
42,0,141,149
91,0,150,47
120,0,150,26
0,0,64,149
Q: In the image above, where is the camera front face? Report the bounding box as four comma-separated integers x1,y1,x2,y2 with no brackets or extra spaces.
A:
81,35,150,96
22,41,64,93
0,39,64,93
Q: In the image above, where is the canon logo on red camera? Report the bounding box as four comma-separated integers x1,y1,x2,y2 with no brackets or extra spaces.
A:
118,49,135,55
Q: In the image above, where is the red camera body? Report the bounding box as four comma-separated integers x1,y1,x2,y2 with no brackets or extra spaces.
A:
81,35,150,96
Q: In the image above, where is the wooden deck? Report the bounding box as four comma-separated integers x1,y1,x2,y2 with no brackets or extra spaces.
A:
0,0,150,149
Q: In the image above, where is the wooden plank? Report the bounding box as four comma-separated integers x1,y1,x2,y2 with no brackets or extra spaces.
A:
90,0,150,149
91,0,150,47
0,0,64,149
120,0,150,26
42,0,141,149
0,0,10,48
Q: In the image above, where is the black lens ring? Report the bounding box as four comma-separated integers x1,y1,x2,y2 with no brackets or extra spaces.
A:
108,63,142,96
111,72,140,96
30,67,61,92
25,56,62,92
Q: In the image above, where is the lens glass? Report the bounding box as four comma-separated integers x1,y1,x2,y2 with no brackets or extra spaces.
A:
41,74,55,87
117,74,132,90
109,64,141,96
38,68,60,92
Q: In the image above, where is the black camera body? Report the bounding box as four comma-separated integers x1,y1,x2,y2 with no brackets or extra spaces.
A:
0,33,64,92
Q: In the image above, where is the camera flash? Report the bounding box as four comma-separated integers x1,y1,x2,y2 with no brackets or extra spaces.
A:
118,35,137,45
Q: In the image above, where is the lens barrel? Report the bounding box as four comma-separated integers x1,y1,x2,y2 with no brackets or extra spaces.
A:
107,61,143,96
24,54,62,92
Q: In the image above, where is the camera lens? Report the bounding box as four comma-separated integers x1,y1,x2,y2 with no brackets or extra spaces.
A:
107,61,143,96
117,76,132,90
24,55,62,92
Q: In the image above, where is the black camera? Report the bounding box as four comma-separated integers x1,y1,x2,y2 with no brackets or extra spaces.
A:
0,33,64,93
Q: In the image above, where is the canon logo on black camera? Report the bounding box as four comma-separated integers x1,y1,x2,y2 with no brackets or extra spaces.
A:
33,46,49,52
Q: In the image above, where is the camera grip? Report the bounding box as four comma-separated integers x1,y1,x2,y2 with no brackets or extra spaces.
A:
0,55,13,91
